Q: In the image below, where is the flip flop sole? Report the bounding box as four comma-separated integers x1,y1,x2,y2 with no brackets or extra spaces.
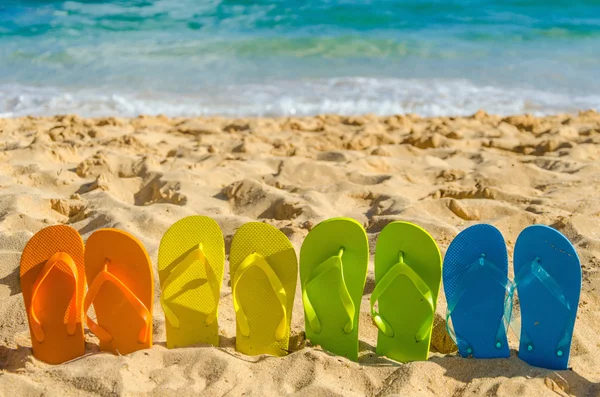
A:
443,224,510,358
158,216,225,348
229,222,297,356
85,229,154,355
300,217,368,361
20,225,85,364
374,221,441,362
515,225,581,370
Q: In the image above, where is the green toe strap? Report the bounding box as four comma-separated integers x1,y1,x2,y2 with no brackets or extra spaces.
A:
370,252,435,341
302,247,355,334
233,252,288,341
160,243,220,329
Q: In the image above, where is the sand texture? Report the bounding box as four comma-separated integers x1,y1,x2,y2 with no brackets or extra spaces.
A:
0,111,599,396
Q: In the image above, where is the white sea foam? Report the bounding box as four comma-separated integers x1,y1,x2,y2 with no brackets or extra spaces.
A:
0,78,598,118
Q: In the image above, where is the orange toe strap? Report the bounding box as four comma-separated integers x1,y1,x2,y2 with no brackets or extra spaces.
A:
29,252,79,343
84,261,151,344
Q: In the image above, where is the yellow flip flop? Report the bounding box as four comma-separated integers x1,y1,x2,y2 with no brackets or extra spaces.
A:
229,222,297,356
158,216,225,348
20,225,86,364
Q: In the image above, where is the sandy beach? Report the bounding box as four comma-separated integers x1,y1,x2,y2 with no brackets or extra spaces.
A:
1,111,599,396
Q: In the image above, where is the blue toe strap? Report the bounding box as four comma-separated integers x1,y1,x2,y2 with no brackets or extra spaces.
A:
446,254,514,356
515,257,576,357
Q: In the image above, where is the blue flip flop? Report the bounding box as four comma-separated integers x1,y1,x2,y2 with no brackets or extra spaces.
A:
514,225,581,370
443,224,513,358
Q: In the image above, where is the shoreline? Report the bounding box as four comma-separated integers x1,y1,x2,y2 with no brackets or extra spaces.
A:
2,78,599,119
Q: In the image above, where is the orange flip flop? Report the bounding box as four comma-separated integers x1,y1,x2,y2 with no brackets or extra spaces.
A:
20,225,86,364
84,228,153,355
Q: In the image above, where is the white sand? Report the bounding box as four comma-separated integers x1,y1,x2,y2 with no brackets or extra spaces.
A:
0,111,599,396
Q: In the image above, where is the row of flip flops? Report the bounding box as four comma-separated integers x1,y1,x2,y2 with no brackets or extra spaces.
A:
20,216,581,371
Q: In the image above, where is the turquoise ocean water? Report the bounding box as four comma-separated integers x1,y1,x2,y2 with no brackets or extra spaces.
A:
1,0,599,117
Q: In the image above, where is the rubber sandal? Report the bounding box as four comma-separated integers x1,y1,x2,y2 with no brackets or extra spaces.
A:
443,224,514,358
300,217,368,361
20,225,85,364
370,221,441,362
229,222,297,356
514,225,581,370
84,228,154,355
158,215,225,348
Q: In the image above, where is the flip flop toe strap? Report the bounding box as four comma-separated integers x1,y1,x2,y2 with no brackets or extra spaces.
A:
370,252,435,341
29,252,79,343
446,254,514,355
232,253,288,341
84,260,151,344
160,244,220,329
302,247,355,335
515,257,576,357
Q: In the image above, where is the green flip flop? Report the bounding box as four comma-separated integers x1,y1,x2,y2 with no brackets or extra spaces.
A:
370,221,442,362
300,217,368,361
